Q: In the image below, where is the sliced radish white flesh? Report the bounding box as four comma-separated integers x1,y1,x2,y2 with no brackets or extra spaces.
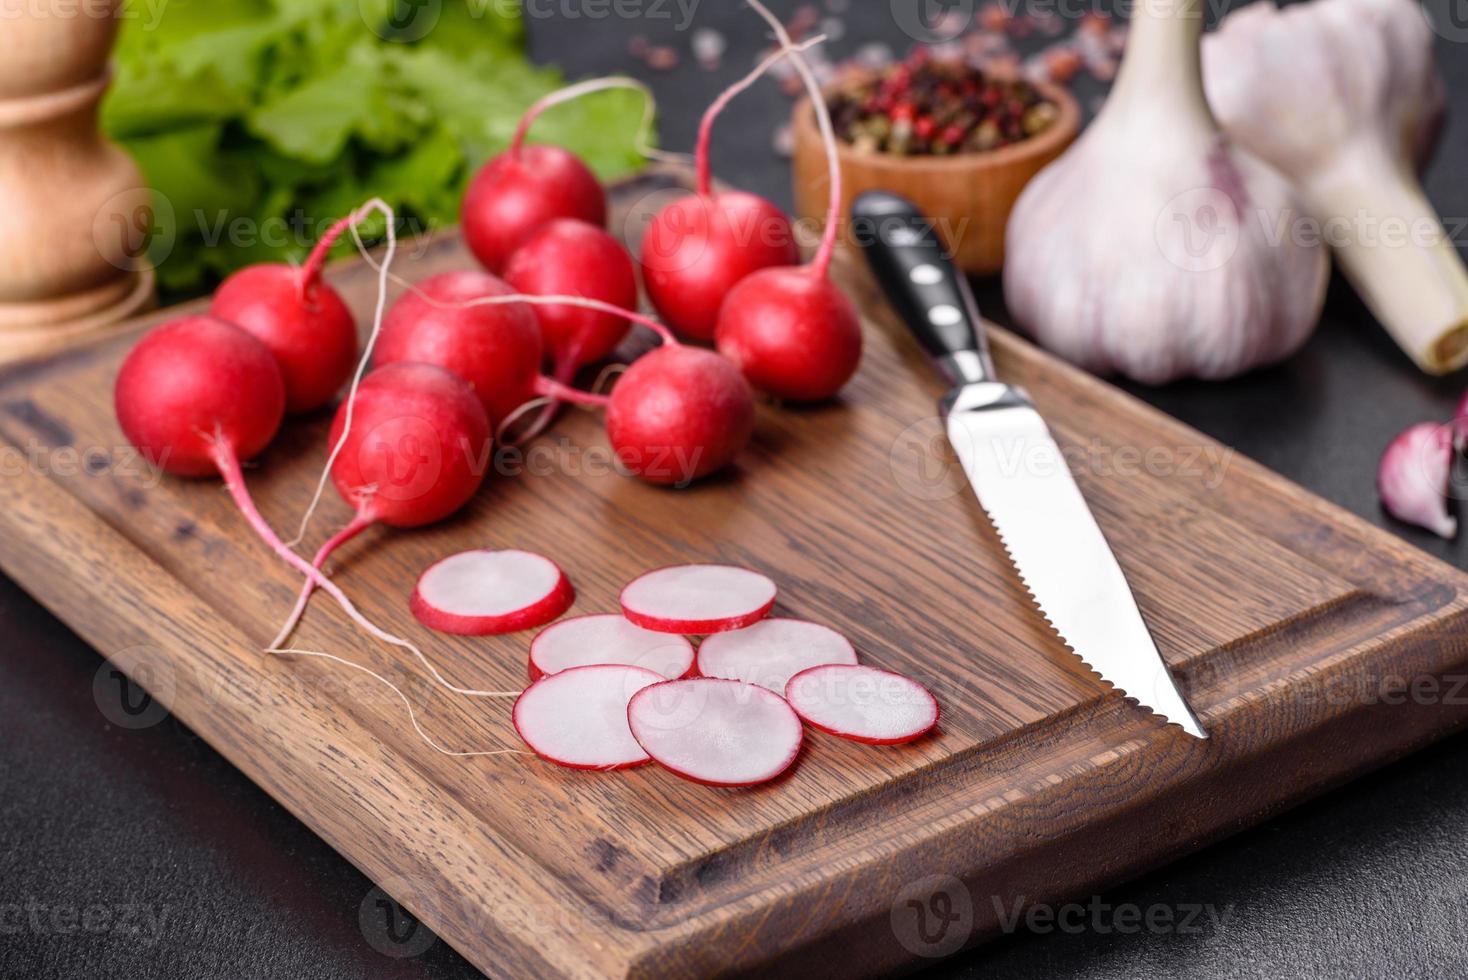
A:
785,665,939,745
619,564,776,634
695,618,858,693
528,614,695,681
512,664,664,770
627,677,803,786
411,549,574,635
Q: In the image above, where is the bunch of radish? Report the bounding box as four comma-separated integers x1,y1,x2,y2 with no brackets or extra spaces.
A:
109,0,888,786
462,0,863,424
511,563,940,784
637,2,863,403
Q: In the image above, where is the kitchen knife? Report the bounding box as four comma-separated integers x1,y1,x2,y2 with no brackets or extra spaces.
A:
852,191,1206,739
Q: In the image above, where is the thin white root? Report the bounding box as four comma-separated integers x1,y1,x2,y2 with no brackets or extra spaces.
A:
217,449,517,701
290,198,398,547
514,75,685,166
343,233,680,345
270,648,527,758
268,508,375,650
591,363,628,396
496,395,554,446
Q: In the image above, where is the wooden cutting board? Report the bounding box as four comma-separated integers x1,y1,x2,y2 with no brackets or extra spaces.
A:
1,168,1466,978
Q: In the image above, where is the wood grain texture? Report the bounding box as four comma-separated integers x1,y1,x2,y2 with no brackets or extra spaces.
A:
1,167,1466,978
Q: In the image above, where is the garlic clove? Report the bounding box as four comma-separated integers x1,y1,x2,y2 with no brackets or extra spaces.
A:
1455,388,1468,450
1203,0,1468,375
1377,422,1458,539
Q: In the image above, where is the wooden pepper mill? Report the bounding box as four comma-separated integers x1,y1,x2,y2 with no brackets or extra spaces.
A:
0,0,154,366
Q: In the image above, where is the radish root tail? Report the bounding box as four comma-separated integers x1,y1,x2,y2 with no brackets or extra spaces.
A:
268,509,376,650
591,363,628,396
270,648,527,759
213,444,517,699
289,197,398,549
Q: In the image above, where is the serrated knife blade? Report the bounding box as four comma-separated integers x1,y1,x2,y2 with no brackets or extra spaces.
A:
853,191,1205,738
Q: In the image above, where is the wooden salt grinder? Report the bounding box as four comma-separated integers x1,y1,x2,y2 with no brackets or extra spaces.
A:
0,0,154,366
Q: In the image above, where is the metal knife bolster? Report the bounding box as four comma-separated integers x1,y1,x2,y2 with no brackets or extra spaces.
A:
941,380,1034,420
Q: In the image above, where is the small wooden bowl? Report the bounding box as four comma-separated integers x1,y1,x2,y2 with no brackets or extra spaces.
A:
792,82,1080,275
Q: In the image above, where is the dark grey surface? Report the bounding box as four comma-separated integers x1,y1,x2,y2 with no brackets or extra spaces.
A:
4,3,1468,978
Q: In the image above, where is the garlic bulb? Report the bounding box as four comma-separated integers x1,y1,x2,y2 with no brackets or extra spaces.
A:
1203,0,1468,375
1003,0,1328,384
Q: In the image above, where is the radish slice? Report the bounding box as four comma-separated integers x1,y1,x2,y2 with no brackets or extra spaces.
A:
784,665,939,745
411,549,574,636
619,564,776,634
512,664,663,770
696,618,858,693
528,614,695,680
626,678,803,786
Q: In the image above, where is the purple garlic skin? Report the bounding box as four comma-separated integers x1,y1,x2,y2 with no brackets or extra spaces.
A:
1003,124,1327,384
1002,0,1328,385
1378,422,1458,539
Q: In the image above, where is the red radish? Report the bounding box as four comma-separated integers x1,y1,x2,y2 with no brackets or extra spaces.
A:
503,219,639,443
504,219,639,374
324,362,491,528
115,318,512,708
715,267,862,401
513,664,665,770
626,677,803,786
341,231,755,484
373,269,542,428
785,664,939,745
529,614,695,681
714,1,863,402
620,564,776,634
603,345,756,485
268,362,492,647
462,154,603,276
210,204,372,414
696,618,857,693
641,194,797,342
505,309,755,484
639,43,808,339
115,315,285,477
410,549,574,636
461,78,639,273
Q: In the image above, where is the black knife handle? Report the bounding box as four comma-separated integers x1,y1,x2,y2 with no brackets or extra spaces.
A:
852,191,994,386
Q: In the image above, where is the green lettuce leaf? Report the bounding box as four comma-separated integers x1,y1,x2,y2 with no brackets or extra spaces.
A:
103,0,652,298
